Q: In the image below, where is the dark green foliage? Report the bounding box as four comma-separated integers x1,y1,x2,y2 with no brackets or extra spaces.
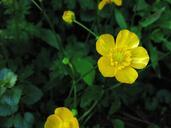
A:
0,0,171,128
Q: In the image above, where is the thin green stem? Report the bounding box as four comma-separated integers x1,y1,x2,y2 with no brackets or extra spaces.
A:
79,100,98,121
74,20,99,40
106,83,122,90
31,0,42,12
68,62,77,108
73,81,77,108
31,0,65,54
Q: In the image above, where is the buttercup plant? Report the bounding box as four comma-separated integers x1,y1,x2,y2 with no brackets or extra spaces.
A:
62,11,149,84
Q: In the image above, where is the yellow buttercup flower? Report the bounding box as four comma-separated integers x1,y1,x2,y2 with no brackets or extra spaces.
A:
62,10,75,24
96,29,149,84
44,107,79,128
98,0,122,10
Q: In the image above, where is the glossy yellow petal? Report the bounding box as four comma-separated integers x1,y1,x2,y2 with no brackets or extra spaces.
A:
112,0,122,6
116,29,139,49
131,47,149,69
44,115,62,128
70,117,79,128
54,107,73,121
115,67,138,84
98,56,116,77
96,34,115,55
98,0,110,10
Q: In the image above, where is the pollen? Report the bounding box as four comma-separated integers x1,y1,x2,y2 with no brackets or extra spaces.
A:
109,48,132,70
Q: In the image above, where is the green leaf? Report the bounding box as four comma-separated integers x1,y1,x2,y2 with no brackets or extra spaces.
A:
0,68,17,89
14,112,34,128
34,28,60,49
135,0,149,11
73,57,95,86
22,85,43,105
109,97,121,115
163,40,171,51
0,86,6,96
140,7,166,27
0,104,18,116
114,8,127,29
150,29,165,43
0,87,21,116
0,87,22,106
113,119,125,128
160,21,171,30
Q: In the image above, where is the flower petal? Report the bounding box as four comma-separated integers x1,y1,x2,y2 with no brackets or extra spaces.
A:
96,34,115,55
54,107,73,121
131,47,149,69
112,0,122,6
115,67,138,84
98,0,110,10
116,29,139,49
44,115,62,128
98,56,116,77
70,117,79,128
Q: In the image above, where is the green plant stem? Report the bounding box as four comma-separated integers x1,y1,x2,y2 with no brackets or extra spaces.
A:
79,100,98,121
68,62,77,108
73,81,77,108
31,0,65,54
106,83,122,90
74,20,99,40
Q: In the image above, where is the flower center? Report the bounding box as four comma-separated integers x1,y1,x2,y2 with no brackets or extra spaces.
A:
109,48,132,70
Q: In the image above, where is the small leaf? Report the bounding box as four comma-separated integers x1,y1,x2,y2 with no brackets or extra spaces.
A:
22,85,43,105
150,29,165,43
140,7,165,27
73,57,95,86
0,68,17,89
135,0,149,11
109,98,121,115
114,8,127,29
0,87,22,106
0,104,18,116
34,28,60,49
160,21,171,30
163,41,171,51
14,112,35,128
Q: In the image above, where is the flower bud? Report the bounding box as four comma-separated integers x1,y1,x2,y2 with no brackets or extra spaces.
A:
62,10,75,24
